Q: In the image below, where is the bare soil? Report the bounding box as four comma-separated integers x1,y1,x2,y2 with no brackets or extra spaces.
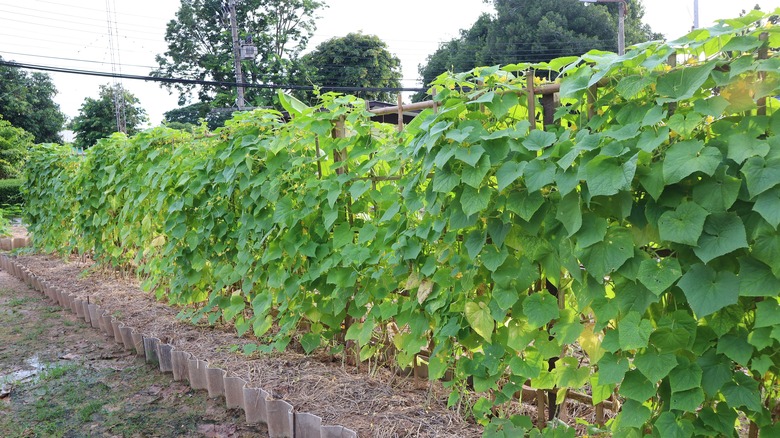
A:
0,267,267,437
6,251,486,437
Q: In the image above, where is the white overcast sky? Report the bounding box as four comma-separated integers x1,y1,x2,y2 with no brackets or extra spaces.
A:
0,0,777,128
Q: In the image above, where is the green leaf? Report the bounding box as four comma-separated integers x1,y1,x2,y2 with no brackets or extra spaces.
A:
697,350,732,397
485,92,520,119
465,301,494,343
522,129,556,151
555,191,582,237
637,258,682,296
573,213,608,249
554,357,590,389
619,369,655,401
669,358,703,393
726,133,769,165
678,264,739,317
693,96,730,117
739,257,780,297
496,161,526,192
742,157,780,198
461,185,492,216
654,412,694,438
506,190,545,221
522,293,559,329
578,227,635,281
721,373,762,412
300,333,321,353
524,160,556,191
464,229,486,259
663,140,722,184
667,113,703,139
461,155,491,188
616,74,652,99
432,166,461,193
755,299,780,329
717,332,753,366
333,221,352,248
657,201,709,246
753,230,780,278
692,168,741,213
582,153,638,197
656,61,715,102
616,399,651,429
634,349,677,382
693,212,748,263
597,352,629,385
454,144,485,166
618,311,653,350
482,245,508,272
753,187,780,229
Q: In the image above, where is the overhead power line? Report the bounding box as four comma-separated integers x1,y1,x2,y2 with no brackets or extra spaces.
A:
0,60,427,93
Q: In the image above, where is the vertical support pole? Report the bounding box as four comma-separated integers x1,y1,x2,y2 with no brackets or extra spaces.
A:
228,0,245,110
618,1,626,55
397,94,404,133
541,93,557,130
528,69,537,130
587,84,598,121
757,32,768,116
667,54,678,116
595,401,605,426
536,389,547,429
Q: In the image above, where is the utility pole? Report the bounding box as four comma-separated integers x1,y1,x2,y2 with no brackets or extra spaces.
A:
579,0,627,55
228,0,245,110
693,0,700,29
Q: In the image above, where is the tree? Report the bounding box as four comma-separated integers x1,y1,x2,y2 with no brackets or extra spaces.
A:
163,101,233,131
0,57,66,143
69,84,147,149
415,0,662,101
0,117,32,178
152,0,324,107
300,33,402,103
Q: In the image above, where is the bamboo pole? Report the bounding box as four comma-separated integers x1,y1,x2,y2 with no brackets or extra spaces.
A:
528,69,537,129
757,32,769,116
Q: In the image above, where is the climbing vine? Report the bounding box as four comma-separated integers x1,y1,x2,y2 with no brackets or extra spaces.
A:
24,10,780,436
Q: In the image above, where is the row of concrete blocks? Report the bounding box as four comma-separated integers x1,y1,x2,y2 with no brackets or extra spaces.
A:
0,255,358,438
0,236,31,250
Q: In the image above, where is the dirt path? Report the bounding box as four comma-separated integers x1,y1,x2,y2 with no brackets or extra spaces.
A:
0,269,268,438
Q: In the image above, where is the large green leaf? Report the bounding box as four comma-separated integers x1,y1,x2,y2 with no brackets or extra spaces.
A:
691,168,741,213
582,153,638,197
618,311,653,350
619,369,655,401
460,185,492,216
738,257,780,297
693,212,748,263
677,264,740,317
657,201,709,246
555,191,582,237
578,227,634,281
721,373,763,412
741,157,780,198
755,299,780,329
726,133,769,165
663,140,722,184
634,349,677,382
753,187,780,229
597,352,629,385
637,258,682,296
654,412,695,438
669,357,703,393
656,61,716,103
522,292,559,329
495,161,526,192
465,301,494,343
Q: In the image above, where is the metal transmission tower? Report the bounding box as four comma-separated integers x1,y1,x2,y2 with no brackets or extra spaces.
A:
104,0,126,133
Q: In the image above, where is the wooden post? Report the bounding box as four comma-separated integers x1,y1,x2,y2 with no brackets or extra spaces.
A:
332,116,347,175
595,402,605,426
587,84,598,121
536,389,547,429
541,93,557,130
397,94,404,132
432,88,438,114
757,32,769,116
528,69,537,129
667,53,677,116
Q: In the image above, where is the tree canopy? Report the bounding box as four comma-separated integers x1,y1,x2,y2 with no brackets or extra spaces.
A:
152,0,324,107
300,33,402,103
0,117,32,179
415,0,661,101
0,57,66,143
69,84,147,149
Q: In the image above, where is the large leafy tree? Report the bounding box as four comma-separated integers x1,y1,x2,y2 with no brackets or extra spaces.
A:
69,84,147,149
0,117,33,178
0,57,66,143
415,0,661,101
152,0,323,107
300,33,402,103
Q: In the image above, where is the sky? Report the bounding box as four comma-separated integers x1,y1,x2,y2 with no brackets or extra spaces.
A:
0,0,777,130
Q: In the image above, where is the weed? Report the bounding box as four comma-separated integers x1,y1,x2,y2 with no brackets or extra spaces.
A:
78,400,104,422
